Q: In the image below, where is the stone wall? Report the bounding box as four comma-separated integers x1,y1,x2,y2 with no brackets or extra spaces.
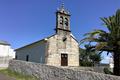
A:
9,60,120,80
59,66,107,73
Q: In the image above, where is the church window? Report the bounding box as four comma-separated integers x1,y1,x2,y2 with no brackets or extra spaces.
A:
63,37,67,42
26,55,29,61
60,16,63,25
65,18,68,26
15,55,17,59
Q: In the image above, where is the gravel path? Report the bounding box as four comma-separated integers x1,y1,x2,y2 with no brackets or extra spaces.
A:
0,73,16,80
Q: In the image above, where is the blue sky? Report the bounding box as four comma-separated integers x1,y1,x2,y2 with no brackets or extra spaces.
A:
0,0,120,63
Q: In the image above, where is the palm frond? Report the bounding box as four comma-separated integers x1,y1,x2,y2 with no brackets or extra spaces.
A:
80,37,93,44
80,37,102,45
117,41,120,45
101,15,116,34
101,17,112,32
84,29,107,37
95,42,107,50
115,9,120,26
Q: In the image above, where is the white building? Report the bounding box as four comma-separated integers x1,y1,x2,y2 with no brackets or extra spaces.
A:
109,56,114,72
0,40,15,67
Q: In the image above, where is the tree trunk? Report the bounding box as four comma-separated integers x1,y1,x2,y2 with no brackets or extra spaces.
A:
113,50,120,76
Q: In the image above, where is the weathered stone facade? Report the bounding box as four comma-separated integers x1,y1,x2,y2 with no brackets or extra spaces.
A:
46,4,79,66
15,4,79,67
9,60,120,80
46,34,79,66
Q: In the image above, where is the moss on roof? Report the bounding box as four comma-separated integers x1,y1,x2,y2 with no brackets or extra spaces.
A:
0,40,10,45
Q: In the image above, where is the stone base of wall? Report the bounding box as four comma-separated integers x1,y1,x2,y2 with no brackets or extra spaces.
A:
9,60,120,80
58,66,107,73
0,56,13,68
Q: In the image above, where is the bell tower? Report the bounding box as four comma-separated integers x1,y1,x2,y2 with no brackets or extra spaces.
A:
55,3,71,35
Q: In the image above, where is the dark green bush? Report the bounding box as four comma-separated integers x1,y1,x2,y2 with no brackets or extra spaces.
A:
104,68,113,75
80,61,93,67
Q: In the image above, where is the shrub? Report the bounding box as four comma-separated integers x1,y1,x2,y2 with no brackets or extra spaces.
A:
104,68,113,75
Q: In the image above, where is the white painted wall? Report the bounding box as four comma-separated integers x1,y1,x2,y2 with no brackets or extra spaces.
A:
0,44,15,58
16,40,46,63
0,44,15,67
109,57,114,72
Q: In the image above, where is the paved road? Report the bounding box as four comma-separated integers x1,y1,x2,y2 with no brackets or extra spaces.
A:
0,73,16,80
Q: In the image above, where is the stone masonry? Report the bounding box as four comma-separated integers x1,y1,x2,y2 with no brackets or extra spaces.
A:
9,60,120,80
15,4,79,67
46,34,79,66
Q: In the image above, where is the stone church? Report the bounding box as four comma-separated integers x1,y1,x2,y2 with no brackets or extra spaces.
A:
15,5,79,66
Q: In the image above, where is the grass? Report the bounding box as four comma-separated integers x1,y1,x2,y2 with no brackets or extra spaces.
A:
0,68,39,80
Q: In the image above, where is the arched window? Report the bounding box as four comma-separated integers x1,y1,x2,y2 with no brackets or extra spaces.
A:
60,16,63,25
65,18,68,26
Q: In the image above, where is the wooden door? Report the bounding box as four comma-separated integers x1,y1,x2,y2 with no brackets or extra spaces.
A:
61,54,68,66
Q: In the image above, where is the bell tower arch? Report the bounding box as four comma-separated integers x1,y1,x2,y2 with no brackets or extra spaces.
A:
55,3,71,34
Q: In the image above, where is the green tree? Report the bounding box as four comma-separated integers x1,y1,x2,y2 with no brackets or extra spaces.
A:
89,52,101,66
80,9,120,76
79,47,102,67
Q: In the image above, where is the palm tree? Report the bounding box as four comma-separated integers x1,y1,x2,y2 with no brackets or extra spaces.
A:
80,9,120,76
